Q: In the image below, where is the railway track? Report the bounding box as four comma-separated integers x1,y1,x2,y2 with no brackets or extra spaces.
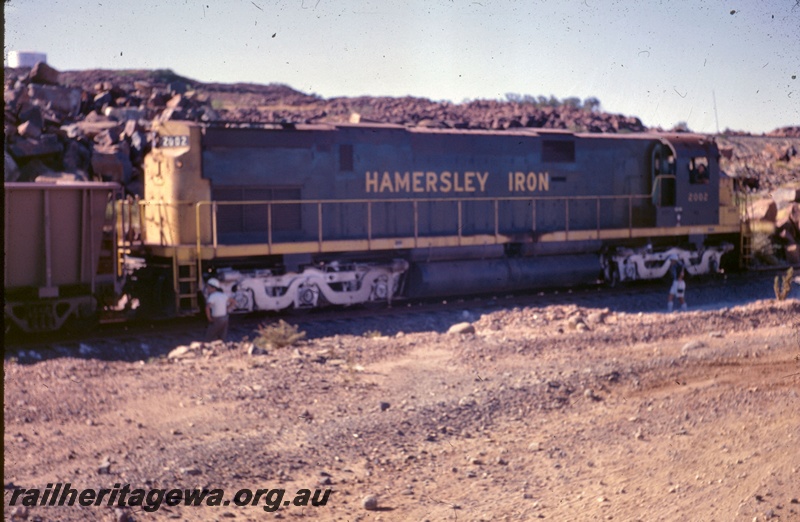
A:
4,269,792,362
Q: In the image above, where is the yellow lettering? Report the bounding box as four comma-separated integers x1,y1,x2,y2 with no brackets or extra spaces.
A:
395,172,411,192
413,171,424,192
368,169,509,193
527,171,537,191
440,171,452,192
464,171,475,192
379,172,394,193
366,171,379,193
476,171,489,192
453,172,463,192
515,172,525,192
426,171,438,192
539,172,550,192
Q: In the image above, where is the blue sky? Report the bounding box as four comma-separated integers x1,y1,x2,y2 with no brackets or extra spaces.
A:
5,0,799,133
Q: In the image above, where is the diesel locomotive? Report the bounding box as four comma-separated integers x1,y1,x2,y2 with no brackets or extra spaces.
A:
126,120,741,317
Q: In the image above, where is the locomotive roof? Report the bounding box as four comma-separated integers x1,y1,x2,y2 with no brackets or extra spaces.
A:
198,120,713,143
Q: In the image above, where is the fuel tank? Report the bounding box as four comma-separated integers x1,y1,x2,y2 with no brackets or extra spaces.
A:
406,255,601,298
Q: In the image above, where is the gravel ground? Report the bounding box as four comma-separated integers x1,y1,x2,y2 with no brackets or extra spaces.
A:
4,273,800,522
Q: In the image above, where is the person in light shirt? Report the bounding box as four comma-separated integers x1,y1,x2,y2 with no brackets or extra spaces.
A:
205,278,235,341
667,266,687,313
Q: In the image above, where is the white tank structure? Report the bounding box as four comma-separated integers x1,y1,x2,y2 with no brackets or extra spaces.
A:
8,51,47,68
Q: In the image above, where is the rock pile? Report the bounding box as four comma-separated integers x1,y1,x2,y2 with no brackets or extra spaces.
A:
0,63,654,202
315,95,647,132
747,186,800,264
717,136,800,192
4,64,217,195
5,64,797,203
4,64,649,196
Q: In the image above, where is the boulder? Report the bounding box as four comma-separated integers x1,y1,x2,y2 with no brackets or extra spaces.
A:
786,243,800,265
18,104,44,128
8,135,63,159
166,94,187,109
587,309,610,325
84,110,114,123
93,91,114,111
4,121,18,142
167,346,191,359
94,126,123,147
361,495,379,511
133,80,153,95
105,106,145,122
35,171,88,183
3,84,26,108
17,119,42,139
27,84,82,116
749,198,778,223
62,140,92,174
4,152,21,182
19,159,57,182
61,119,120,140
28,62,60,85
448,322,476,335
777,204,800,262
773,187,800,208
91,142,133,184
157,107,186,121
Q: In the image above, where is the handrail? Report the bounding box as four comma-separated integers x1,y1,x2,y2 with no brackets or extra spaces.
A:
179,193,652,253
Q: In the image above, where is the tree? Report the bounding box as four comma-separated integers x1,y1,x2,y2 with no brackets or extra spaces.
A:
582,97,601,112
670,121,691,132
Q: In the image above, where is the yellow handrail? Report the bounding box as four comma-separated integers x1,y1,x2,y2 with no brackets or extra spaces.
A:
179,193,652,252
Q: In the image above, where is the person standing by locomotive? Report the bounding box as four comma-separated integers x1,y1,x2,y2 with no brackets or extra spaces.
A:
666,255,687,312
205,278,235,342
667,254,683,282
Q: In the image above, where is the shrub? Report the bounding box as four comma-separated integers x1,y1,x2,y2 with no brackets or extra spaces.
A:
254,320,306,350
774,267,794,301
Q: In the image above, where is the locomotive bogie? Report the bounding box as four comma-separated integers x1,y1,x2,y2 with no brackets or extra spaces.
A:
602,244,734,284
205,260,407,312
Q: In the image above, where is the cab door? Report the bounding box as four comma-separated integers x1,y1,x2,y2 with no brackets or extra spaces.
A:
667,136,719,227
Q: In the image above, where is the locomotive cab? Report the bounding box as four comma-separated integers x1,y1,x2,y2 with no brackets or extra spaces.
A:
651,135,719,228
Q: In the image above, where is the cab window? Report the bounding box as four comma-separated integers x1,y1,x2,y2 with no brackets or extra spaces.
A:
689,157,709,184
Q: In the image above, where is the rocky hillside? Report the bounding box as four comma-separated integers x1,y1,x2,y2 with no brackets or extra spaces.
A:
4,65,799,194
51,67,647,132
